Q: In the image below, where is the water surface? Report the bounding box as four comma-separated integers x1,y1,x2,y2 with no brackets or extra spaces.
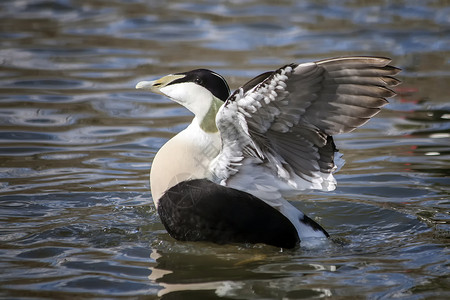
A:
0,0,449,298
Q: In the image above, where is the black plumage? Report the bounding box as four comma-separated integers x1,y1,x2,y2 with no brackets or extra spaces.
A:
157,179,305,249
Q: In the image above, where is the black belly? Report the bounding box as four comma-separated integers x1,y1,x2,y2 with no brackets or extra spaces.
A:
157,179,300,249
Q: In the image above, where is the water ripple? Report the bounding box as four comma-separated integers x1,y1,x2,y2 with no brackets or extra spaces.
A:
0,0,448,298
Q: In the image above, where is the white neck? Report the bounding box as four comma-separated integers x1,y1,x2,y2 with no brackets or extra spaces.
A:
161,83,213,118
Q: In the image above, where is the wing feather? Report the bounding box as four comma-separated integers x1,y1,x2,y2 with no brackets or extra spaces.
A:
211,56,399,196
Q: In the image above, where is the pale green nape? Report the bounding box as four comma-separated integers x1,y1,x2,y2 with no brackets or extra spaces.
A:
199,96,224,133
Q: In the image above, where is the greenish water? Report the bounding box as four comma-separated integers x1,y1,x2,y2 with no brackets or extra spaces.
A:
0,0,449,298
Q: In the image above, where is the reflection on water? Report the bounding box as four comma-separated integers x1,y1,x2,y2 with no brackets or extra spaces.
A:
0,0,449,298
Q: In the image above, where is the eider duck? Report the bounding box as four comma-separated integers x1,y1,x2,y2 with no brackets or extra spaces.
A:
136,57,400,249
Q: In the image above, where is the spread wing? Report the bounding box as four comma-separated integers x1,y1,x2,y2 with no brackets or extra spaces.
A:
210,56,400,198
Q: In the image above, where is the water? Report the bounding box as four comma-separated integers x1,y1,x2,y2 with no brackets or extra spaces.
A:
0,0,449,298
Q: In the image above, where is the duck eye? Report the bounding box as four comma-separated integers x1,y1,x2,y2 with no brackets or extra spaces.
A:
194,78,203,85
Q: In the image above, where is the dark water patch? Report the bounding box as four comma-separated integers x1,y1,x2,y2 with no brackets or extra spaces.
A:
10,79,86,89
0,146,63,156
339,185,431,199
17,247,68,259
0,131,56,141
64,260,152,278
24,0,74,12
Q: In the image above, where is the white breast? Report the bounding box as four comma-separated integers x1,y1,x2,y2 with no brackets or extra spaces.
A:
150,118,221,206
